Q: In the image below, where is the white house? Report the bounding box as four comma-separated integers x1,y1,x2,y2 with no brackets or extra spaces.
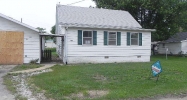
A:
0,13,40,64
56,5,155,64
44,39,56,48
158,32,187,55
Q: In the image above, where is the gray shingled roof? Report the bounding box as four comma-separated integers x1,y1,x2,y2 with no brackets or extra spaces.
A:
56,5,142,29
161,32,187,43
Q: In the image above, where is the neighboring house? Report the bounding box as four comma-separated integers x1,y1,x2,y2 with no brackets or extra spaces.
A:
56,5,155,64
45,39,56,48
158,32,187,55
0,13,40,64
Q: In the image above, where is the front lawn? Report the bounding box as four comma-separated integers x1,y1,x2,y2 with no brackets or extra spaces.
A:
30,56,187,100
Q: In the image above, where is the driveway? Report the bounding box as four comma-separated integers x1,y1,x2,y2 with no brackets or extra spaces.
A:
0,65,15,100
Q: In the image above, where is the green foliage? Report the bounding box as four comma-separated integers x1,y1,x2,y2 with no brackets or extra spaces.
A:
29,59,39,64
50,25,55,34
31,56,187,99
93,0,187,41
50,25,56,43
36,27,46,33
3,75,17,94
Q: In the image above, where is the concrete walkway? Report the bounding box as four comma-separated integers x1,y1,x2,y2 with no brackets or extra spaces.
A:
9,64,55,74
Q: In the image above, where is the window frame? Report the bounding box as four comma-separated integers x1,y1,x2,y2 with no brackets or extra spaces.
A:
82,30,93,45
130,33,139,46
108,32,117,46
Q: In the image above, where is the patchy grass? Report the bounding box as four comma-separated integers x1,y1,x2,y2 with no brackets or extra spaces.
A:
11,64,43,72
3,64,41,98
46,48,58,57
15,95,27,100
30,56,187,99
3,75,17,94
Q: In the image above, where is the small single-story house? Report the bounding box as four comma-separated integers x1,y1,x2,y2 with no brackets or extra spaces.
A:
0,13,41,64
56,5,155,64
158,32,187,55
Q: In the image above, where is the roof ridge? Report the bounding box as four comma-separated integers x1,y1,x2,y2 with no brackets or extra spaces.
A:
57,5,128,12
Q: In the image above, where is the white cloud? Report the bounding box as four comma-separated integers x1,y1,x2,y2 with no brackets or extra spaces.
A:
0,0,96,33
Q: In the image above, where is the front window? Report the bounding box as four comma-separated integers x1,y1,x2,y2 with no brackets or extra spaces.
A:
83,31,92,45
131,33,138,45
108,32,116,45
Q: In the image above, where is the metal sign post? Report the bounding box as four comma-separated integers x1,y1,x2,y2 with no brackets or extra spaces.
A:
166,48,168,60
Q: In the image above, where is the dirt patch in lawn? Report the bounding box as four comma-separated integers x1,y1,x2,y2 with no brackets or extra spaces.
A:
68,90,109,99
92,73,107,82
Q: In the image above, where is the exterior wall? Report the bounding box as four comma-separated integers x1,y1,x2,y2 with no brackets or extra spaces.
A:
65,28,151,64
157,42,181,54
0,16,40,63
56,26,65,59
181,40,187,54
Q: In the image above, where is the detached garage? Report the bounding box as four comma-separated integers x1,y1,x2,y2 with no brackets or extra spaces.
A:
0,13,40,64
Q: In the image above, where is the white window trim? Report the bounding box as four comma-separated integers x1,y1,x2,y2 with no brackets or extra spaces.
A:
108,32,117,46
82,30,93,45
130,33,139,46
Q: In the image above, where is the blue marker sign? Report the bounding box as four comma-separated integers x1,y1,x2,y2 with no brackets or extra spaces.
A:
151,61,162,77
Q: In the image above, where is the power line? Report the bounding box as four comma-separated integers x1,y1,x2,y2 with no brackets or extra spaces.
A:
66,0,86,6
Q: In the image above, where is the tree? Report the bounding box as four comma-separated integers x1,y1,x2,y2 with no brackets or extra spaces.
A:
93,0,187,41
50,25,56,43
36,27,51,40
50,25,56,34
36,27,46,33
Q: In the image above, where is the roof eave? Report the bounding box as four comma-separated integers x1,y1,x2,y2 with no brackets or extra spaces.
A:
60,24,155,32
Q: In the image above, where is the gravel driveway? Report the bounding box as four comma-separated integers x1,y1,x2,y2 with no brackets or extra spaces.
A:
0,65,15,100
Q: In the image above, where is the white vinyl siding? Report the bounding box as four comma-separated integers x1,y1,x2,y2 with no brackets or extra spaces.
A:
64,28,151,63
158,43,182,54
181,41,187,54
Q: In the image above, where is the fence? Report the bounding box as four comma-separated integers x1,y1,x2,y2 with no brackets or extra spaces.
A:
41,50,52,62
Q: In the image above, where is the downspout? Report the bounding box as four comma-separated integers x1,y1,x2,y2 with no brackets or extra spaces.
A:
65,26,68,64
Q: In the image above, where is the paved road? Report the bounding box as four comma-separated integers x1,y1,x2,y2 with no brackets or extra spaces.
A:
0,65,15,100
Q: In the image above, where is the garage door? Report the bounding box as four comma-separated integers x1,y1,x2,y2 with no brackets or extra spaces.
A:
0,31,23,64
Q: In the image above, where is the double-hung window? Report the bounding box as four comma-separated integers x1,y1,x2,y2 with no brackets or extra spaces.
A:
104,31,121,46
127,32,142,46
83,31,92,45
108,32,117,45
131,33,139,45
78,30,97,45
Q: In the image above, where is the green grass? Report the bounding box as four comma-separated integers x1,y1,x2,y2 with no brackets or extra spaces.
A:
46,48,58,57
3,75,17,94
30,56,187,100
11,64,43,72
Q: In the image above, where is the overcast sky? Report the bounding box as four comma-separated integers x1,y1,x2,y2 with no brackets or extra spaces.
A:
0,0,96,33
